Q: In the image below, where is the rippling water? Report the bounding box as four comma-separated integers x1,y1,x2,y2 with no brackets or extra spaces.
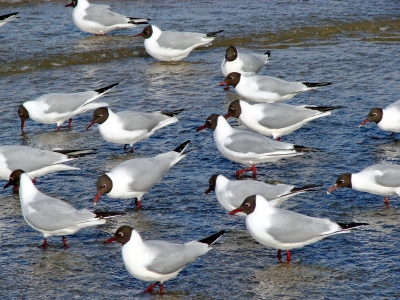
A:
1,0,400,299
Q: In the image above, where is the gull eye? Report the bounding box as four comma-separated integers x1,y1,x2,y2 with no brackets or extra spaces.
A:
244,203,250,207
229,107,234,111
118,232,123,237
339,180,345,184
98,114,103,118
372,113,377,116
207,120,211,123
229,76,234,80
102,184,106,188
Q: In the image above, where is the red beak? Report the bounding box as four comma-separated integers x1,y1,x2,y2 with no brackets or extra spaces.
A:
205,187,211,194
86,121,95,130
65,2,73,7
223,113,231,119
218,80,227,86
20,120,25,132
228,208,243,215
359,119,369,127
196,124,206,132
103,237,116,244
327,185,338,194
93,193,102,206
134,33,144,37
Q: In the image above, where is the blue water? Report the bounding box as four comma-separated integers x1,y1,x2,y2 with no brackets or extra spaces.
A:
0,0,400,298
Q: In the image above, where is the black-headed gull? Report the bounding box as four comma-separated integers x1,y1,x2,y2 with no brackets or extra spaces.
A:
218,72,332,103
225,100,341,140
4,170,122,247
104,226,225,294
86,107,183,153
0,145,93,192
229,195,368,262
360,99,400,135
206,174,318,215
196,114,319,177
94,140,190,209
221,46,270,77
65,0,149,35
18,82,117,132
327,164,400,206
135,25,223,62
0,12,18,27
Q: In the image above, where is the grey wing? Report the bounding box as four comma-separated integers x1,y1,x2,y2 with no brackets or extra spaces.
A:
267,210,336,244
240,53,265,73
258,104,319,129
84,4,128,26
157,31,206,50
39,91,97,114
373,165,400,187
27,194,94,231
256,76,305,96
0,146,68,173
117,111,168,132
226,131,294,154
145,240,207,274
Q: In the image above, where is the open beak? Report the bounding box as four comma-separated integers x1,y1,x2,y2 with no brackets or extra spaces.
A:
196,124,206,132
103,237,116,244
228,208,243,215
86,121,95,130
327,184,338,194
359,119,369,127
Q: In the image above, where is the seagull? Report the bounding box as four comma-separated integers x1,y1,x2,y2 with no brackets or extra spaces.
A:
206,174,319,214
360,99,400,136
218,72,332,103
104,226,225,294
225,100,342,140
0,145,95,192
135,25,223,61
229,195,368,262
65,0,149,35
93,140,190,209
0,12,18,27
196,114,319,177
18,82,118,132
4,169,122,247
327,164,400,206
86,107,183,153
221,46,270,77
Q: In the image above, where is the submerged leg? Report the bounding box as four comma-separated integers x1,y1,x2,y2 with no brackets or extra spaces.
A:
39,238,47,248
143,281,160,293
277,137,281,142
135,199,141,209
159,283,164,295
57,126,61,131
67,118,73,128
129,146,133,153
277,249,282,260
286,249,291,262
62,236,68,248
384,196,389,206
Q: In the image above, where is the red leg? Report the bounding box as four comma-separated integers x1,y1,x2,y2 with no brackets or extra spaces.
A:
135,199,141,209
143,282,160,294
12,186,19,194
67,118,72,128
159,283,164,295
235,164,257,177
224,85,229,91
286,249,291,262
384,196,389,206
57,126,61,131
39,238,47,248
129,146,133,153
277,137,281,142
62,236,68,248
32,178,36,183
277,249,282,260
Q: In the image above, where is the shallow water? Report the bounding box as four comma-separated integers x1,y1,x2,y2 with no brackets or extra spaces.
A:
0,0,400,299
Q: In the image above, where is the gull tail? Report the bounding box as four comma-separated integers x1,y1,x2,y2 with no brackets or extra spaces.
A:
173,140,190,154
161,109,184,117
52,148,97,158
337,222,369,230
128,18,150,25
206,30,224,38
304,105,343,112
303,82,332,88
290,184,321,194
198,230,226,246
293,145,320,153
94,211,125,219
94,83,119,95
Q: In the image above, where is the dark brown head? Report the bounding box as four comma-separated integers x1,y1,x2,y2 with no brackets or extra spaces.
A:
103,226,133,245
196,114,220,132
225,100,242,119
327,173,352,194
206,174,219,194
65,0,77,7
360,108,383,126
218,72,241,88
18,105,29,132
229,195,256,215
93,174,113,206
135,25,153,39
4,169,25,189
225,46,238,62
86,107,109,130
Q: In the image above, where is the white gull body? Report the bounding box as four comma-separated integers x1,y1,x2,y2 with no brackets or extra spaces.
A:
221,46,270,76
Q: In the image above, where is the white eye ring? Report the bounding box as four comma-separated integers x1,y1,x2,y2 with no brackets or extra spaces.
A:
339,180,345,183
245,203,250,207
118,232,123,236
102,184,106,188
98,114,103,117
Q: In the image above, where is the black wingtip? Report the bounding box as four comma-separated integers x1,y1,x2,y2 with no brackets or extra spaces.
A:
290,184,321,193
303,82,332,88
337,222,369,229
161,109,184,117
264,50,271,57
95,211,125,218
206,30,224,38
52,148,97,157
198,230,226,245
304,105,343,112
173,140,190,153
94,83,119,94
293,145,320,153
0,12,18,21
